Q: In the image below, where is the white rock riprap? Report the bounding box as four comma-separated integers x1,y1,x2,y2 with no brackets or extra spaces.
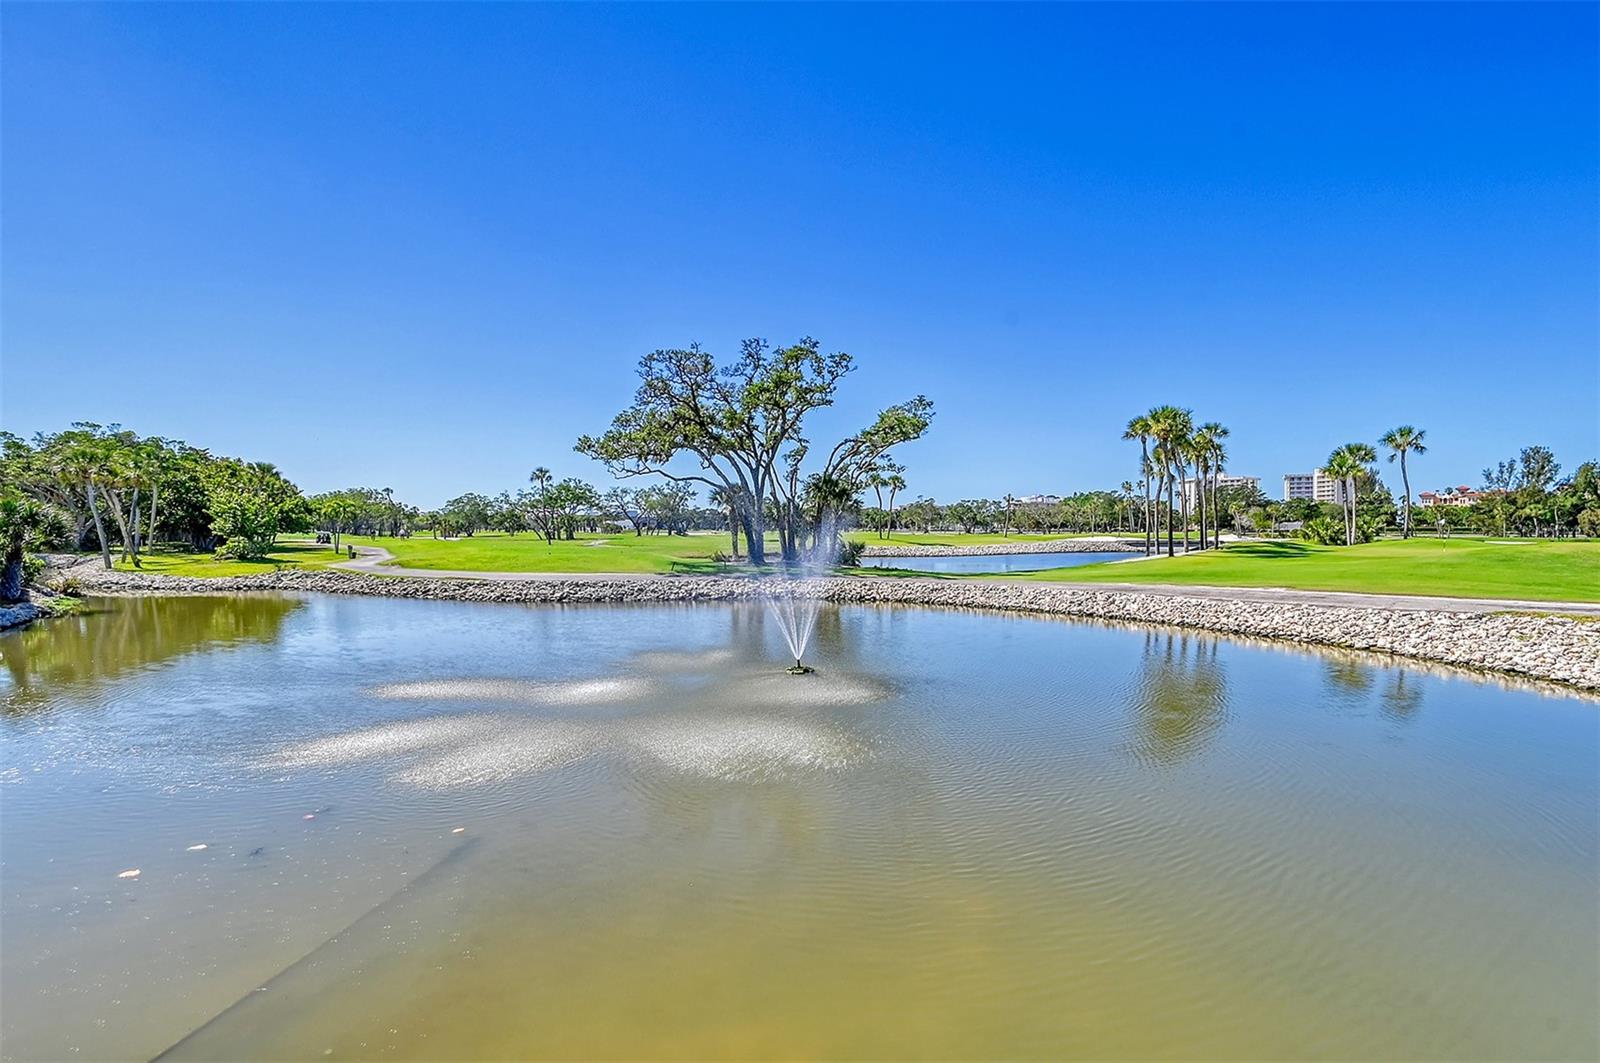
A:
860,539,1141,557
53,561,1600,694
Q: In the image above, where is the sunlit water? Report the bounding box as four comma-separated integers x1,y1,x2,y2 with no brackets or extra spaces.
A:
2,594,1595,1061
859,550,1140,573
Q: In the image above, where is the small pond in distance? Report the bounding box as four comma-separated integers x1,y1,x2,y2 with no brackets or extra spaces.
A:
859,549,1141,574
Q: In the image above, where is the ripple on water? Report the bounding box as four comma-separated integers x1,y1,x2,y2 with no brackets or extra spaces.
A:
369,676,657,705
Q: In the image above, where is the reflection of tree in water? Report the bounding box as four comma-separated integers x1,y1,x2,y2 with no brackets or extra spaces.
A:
1380,668,1425,721
1132,632,1230,764
1,595,301,712
1323,655,1376,698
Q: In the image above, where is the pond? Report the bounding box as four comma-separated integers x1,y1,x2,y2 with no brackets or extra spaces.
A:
859,549,1142,574
2,595,1595,1060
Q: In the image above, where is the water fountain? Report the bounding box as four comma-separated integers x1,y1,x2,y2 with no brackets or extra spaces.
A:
768,587,819,674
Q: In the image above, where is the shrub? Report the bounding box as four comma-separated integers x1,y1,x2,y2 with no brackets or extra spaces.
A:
45,573,84,597
835,538,865,566
1299,515,1347,545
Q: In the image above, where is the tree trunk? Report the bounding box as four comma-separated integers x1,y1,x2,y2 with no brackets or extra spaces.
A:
1165,475,1176,557
1180,472,1191,554
147,481,161,552
1399,452,1412,538
742,508,764,565
85,479,113,567
105,487,141,567
1,549,25,603
131,487,143,556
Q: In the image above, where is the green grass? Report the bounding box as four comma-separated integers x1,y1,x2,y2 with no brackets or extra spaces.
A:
341,532,746,574
1006,537,1600,602
109,542,343,577
340,531,1107,575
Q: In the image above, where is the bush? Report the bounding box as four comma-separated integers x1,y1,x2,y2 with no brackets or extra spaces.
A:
1299,515,1347,545
45,573,84,597
835,538,865,566
1579,508,1600,539
22,553,45,587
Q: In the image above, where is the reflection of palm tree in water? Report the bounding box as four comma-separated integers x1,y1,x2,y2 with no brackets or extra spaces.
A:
1380,669,1424,721
1132,631,1229,764
1324,656,1375,698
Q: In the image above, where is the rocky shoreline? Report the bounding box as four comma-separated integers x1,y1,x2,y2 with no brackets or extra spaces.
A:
46,561,1600,693
860,538,1140,557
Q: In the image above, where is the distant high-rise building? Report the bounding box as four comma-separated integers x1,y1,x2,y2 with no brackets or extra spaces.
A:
1183,474,1260,509
1283,470,1346,503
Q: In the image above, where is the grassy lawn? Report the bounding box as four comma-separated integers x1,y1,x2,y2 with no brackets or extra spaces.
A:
1009,537,1600,602
342,532,745,574
90,531,1098,578
108,541,343,577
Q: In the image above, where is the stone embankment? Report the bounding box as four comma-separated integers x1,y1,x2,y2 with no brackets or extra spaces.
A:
860,538,1140,557
53,561,1600,693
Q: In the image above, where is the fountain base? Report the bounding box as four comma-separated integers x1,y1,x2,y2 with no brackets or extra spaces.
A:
786,663,815,676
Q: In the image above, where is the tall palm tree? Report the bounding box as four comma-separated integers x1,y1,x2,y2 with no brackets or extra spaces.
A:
57,431,115,569
884,472,906,537
1147,406,1193,557
1198,422,1229,549
1123,414,1155,556
1326,442,1378,545
1188,428,1214,550
1379,425,1427,538
1119,481,1136,532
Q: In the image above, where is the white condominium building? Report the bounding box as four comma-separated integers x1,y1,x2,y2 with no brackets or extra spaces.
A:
1283,470,1347,503
1182,474,1260,509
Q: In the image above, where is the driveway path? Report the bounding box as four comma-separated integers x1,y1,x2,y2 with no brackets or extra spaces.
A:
331,545,1600,616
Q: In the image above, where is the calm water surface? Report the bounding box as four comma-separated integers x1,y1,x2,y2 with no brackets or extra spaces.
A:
2,595,1596,1060
860,550,1140,573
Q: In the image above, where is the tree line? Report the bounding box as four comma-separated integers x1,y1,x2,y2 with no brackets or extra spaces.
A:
2,424,311,580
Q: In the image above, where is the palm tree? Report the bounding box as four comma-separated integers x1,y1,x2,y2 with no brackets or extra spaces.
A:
1119,480,1136,532
1188,428,1214,550
1001,493,1016,537
884,472,906,537
1379,425,1427,538
56,430,115,569
1147,406,1193,557
1325,442,1378,545
1123,414,1155,555
1197,422,1229,549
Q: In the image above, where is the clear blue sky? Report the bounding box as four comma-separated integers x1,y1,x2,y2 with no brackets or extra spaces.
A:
3,2,1596,507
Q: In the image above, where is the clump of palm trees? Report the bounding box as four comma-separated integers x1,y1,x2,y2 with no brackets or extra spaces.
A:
1123,407,1230,557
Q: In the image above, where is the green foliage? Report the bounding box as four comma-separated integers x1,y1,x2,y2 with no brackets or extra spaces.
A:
1299,514,1347,546
207,461,309,560
577,336,931,564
